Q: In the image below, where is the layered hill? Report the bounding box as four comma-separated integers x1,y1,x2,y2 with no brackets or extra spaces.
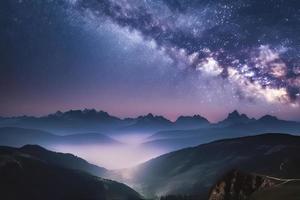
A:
118,133,300,198
19,144,107,177
145,111,300,152
0,145,142,200
0,127,120,147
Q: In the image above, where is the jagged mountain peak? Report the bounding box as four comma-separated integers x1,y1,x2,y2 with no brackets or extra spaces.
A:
137,113,170,122
218,110,252,125
259,114,279,122
175,115,210,126
46,109,118,121
227,110,249,120
176,114,208,121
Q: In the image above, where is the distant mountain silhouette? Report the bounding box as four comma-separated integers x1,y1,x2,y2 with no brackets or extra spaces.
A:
0,145,142,200
0,110,212,134
117,133,300,198
1,109,299,137
0,127,120,147
47,109,121,122
217,110,254,126
1,109,300,155
174,115,210,129
0,109,128,134
118,113,173,133
146,111,300,153
258,114,279,122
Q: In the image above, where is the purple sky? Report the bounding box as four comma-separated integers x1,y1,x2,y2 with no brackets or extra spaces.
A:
1,0,300,122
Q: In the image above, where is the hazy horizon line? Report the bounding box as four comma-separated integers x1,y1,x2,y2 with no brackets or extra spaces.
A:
1,108,298,123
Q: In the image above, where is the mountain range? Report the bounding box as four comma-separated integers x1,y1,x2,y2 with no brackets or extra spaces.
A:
2,109,299,136
144,111,300,153
0,109,127,135
1,109,300,157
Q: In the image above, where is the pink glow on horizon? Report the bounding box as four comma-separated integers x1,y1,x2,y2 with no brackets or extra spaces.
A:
1,90,300,123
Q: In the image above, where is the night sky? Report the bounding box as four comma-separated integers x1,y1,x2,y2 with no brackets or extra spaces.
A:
1,0,300,122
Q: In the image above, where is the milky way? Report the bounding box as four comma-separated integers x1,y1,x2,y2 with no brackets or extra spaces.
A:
76,0,300,104
0,0,300,121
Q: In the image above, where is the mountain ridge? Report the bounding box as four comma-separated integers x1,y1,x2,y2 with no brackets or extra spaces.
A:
1,109,298,136
1,109,299,126
116,133,300,198
0,144,142,200
18,144,107,177
0,127,120,147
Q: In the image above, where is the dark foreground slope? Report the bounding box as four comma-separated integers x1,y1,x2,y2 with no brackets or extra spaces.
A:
19,144,107,177
209,170,300,200
122,133,300,198
0,146,142,200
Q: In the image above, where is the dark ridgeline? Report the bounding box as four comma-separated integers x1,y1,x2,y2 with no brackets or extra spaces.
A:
119,133,300,199
208,170,300,200
0,145,142,200
19,144,107,177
